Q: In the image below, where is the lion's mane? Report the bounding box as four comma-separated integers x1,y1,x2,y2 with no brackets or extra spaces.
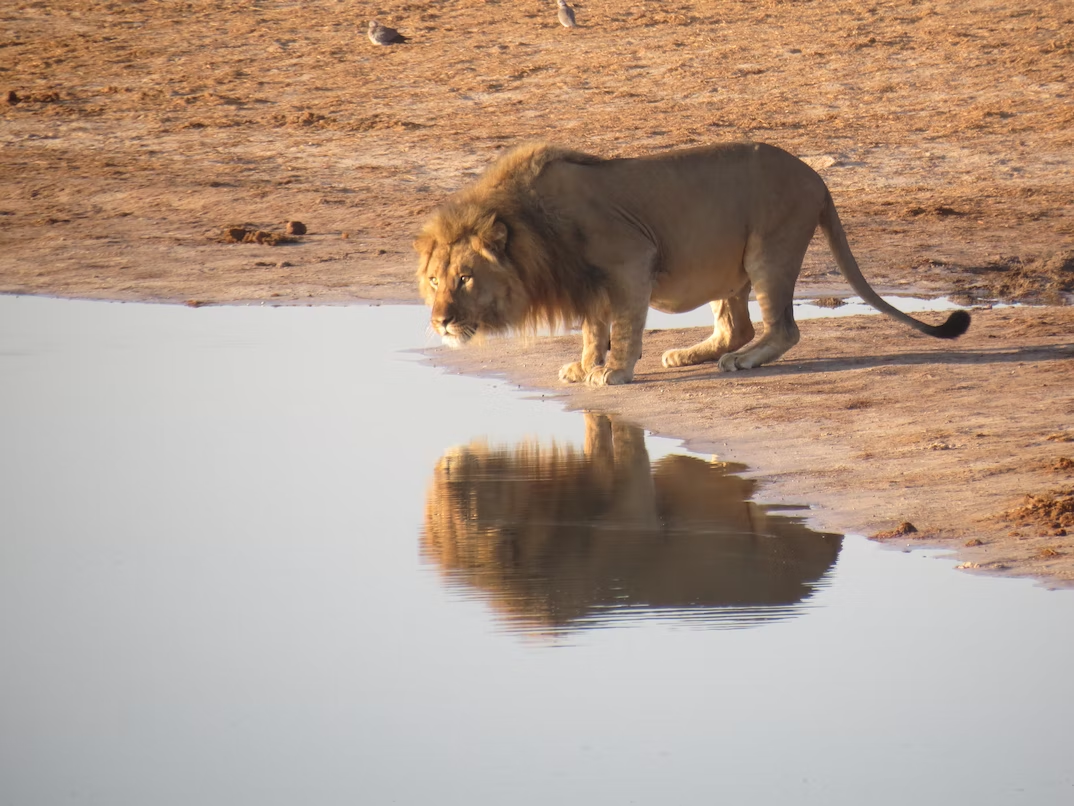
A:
417,144,611,333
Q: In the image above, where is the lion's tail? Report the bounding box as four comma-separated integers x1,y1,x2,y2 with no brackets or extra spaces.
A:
818,191,970,340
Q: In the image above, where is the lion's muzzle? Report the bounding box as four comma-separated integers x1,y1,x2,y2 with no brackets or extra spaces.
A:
432,306,475,347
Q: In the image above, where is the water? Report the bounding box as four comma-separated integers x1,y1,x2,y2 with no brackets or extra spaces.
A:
1,296,1071,805
644,294,967,329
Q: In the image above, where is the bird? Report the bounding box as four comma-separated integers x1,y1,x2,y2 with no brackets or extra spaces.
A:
557,0,577,29
367,20,409,46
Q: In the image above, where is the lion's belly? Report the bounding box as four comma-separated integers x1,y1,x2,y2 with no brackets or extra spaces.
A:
649,260,748,314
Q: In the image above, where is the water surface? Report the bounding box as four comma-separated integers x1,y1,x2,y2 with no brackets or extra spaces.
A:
1,296,1071,806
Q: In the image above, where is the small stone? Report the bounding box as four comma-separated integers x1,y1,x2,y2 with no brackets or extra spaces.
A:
813,296,845,308
870,521,919,540
285,220,306,235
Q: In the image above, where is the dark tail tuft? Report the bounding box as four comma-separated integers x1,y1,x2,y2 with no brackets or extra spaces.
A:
933,309,971,339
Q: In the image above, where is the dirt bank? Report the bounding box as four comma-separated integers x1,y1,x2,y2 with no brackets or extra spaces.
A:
2,0,1072,581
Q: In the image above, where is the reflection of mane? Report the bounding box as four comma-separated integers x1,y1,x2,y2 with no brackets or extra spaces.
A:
422,414,842,634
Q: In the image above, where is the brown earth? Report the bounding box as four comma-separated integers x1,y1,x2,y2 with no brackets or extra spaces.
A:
2,1,1072,582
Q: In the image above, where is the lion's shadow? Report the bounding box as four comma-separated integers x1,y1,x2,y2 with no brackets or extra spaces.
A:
639,343,1074,382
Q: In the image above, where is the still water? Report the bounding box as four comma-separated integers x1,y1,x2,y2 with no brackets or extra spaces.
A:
1,296,1071,805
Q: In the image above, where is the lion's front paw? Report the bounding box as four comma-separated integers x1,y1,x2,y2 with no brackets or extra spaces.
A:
717,353,741,372
559,361,587,383
584,366,633,387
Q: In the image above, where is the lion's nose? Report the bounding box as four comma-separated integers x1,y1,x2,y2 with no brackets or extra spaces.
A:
432,312,455,332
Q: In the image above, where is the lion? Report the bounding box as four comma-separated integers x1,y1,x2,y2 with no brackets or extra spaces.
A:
415,142,971,386
421,413,842,633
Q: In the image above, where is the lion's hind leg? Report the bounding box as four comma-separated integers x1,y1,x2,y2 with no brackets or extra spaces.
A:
717,232,809,372
717,302,799,371
662,292,754,368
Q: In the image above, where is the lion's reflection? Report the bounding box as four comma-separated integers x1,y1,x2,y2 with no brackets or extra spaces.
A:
422,413,841,634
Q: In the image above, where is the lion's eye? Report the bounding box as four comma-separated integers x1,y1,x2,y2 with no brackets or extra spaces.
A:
459,275,472,286
428,277,439,289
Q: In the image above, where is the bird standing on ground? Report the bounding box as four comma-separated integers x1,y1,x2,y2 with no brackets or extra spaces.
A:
557,0,577,28
367,20,409,45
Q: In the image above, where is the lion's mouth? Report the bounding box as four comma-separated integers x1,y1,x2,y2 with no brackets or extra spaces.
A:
437,321,477,348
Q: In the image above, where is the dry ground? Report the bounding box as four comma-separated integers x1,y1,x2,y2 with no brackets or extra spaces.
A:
2,0,1072,581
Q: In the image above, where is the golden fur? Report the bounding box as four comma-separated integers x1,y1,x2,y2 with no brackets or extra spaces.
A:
416,142,970,384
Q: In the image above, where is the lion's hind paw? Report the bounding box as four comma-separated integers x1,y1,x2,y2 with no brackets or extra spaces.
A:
717,353,742,372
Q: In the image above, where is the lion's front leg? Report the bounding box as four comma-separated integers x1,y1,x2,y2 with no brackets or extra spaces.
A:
584,303,647,387
559,317,610,383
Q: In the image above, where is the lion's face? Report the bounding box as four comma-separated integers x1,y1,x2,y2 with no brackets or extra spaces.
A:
415,216,526,347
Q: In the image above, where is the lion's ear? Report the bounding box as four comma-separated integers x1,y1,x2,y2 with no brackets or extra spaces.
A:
472,215,508,261
488,218,508,251
413,233,435,255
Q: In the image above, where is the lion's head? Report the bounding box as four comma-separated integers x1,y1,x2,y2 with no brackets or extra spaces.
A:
416,144,610,347
414,210,529,347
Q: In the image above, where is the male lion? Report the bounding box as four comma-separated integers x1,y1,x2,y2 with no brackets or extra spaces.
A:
415,142,970,386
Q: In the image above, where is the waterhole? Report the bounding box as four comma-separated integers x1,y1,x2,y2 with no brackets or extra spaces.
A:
0,296,1070,805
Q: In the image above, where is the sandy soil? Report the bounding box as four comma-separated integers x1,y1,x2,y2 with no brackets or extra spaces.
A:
2,1,1072,582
